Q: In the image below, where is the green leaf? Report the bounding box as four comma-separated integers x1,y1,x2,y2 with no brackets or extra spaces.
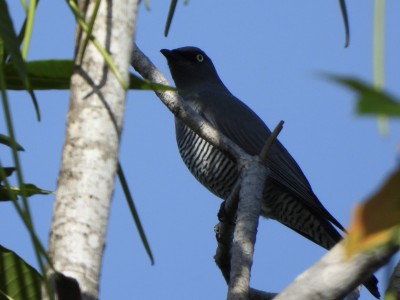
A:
0,0,40,121
328,76,400,117
0,167,15,181
5,59,173,91
129,75,173,91
339,0,350,47
19,184,53,197
21,0,37,59
77,0,101,66
11,0,41,62
5,60,73,90
164,0,178,37
117,162,154,265
0,183,53,201
0,245,42,300
0,134,25,151
66,0,128,89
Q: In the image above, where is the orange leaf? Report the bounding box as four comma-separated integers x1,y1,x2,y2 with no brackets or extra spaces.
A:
346,168,400,257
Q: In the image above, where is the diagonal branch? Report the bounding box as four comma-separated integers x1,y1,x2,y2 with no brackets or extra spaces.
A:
274,242,397,300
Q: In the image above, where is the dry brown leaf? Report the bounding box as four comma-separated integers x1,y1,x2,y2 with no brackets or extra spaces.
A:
346,168,400,257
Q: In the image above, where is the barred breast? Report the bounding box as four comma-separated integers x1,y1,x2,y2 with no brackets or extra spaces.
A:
175,119,239,199
175,118,338,250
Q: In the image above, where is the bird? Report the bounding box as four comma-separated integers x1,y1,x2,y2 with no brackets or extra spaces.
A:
160,46,380,298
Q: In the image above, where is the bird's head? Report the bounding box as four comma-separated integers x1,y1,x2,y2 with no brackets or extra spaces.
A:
161,47,223,90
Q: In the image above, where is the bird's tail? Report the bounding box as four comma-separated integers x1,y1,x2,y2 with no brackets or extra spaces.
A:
262,188,380,298
363,275,380,299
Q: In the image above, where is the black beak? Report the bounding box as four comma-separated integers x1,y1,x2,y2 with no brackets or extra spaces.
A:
160,49,183,62
160,49,171,55
160,49,172,59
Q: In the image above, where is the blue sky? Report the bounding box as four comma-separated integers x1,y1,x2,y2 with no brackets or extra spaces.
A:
2,1,400,299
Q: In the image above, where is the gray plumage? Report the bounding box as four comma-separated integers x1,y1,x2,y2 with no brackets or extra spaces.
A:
161,46,379,298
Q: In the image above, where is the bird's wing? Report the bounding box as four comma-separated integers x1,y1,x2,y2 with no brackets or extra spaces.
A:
188,90,345,232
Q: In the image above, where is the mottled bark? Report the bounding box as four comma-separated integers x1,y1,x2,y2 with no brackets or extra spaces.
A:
47,1,139,299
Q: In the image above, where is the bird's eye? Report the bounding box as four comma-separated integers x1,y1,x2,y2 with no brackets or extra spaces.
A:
196,54,204,62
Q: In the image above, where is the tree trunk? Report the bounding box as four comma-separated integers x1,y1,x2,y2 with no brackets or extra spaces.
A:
47,1,139,299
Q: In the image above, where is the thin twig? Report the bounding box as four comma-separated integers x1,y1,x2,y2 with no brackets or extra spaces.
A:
259,120,284,162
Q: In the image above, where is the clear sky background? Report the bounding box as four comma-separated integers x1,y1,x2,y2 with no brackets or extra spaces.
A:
2,1,400,300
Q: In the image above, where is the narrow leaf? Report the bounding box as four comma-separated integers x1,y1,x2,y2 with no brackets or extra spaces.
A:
0,134,25,151
328,76,400,117
117,162,154,265
78,0,101,65
129,75,173,91
0,245,42,300
13,0,41,62
5,60,73,90
66,0,128,89
5,60,172,91
21,0,37,59
0,60,50,290
0,167,15,181
164,0,178,37
0,0,40,120
0,183,52,201
339,0,350,47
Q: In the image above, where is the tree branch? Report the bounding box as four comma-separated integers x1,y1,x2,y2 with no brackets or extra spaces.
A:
274,242,398,300
228,123,283,300
213,121,283,300
227,161,267,300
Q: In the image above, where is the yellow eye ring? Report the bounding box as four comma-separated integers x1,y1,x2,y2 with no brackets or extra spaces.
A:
196,54,204,62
